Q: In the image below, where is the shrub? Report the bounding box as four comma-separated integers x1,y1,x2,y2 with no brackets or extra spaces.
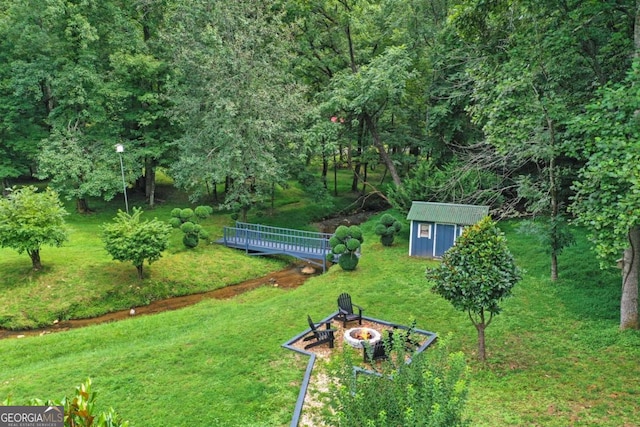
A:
170,206,213,249
327,225,363,271
102,208,171,279
325,334,469,426
374,213,402,246
2,378,130,427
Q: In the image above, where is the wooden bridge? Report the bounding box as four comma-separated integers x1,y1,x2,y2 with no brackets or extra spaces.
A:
218,222,333,272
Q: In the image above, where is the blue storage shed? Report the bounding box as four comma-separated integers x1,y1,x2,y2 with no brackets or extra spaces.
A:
407,201,489,258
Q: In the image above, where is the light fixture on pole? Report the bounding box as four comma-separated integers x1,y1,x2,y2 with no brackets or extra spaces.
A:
115,143,129,214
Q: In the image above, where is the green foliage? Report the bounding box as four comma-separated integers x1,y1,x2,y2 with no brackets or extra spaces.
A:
388,159,505,213
0,186,68,270
101,208,172,279
426,217,521,360
326,335,469,426
569,60,640,265
518,216,575,257
427,217,521,316
4,378,129,427
169,206,212,249
374,213,402,246
0,212,639,425
328,225,363,271
166,0,308,210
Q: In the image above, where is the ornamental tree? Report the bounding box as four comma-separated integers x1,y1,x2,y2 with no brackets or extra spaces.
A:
426,217,521,361
327,225,363,271
101,208,172,279
374,214,402,246
168,206,213,248
0,186,68,270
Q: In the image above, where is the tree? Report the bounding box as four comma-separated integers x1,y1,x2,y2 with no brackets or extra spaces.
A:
426,217,521,361
166,0,307,213
327,225,363,271
374,213,402,246
108,0,179,208
0,186,68,270
101,208,172,279
569,60,640,330
446,0,633,278
37,130,126,213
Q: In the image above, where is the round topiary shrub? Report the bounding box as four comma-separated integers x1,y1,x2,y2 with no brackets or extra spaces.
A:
170,206,212,249
327,225,363,271
380,234,394,246
374,214,402,247
183,234,199,248
338,252,359,271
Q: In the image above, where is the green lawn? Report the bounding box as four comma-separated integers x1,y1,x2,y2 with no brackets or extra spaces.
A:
0,185,639,425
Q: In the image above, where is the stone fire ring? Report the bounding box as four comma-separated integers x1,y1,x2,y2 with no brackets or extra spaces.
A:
344,327,381,349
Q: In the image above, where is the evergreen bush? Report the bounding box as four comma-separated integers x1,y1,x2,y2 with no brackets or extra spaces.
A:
374,213,402,246
327,225,363,271
170,206,213,249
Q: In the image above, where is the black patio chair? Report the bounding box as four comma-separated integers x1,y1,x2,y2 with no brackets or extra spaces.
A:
363,333,392,363
335,292,364,327
363,328,421,363
303,315,336,349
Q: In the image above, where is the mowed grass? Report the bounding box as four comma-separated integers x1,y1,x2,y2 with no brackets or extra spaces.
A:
0,186,639,425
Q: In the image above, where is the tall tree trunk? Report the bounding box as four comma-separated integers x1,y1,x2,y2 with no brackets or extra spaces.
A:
351,119,365,192
76,198,90,213
28,249,42,271
321,138,328,189
470,309,488,361
549,120,559,281
619,3,640,329
333,151,338,196
361,162,368,195
621,226,640,329
145,160,156,208
364,115,402,188
136,264,144,280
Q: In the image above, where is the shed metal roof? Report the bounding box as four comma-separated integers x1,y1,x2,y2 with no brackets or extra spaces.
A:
406,202,489,225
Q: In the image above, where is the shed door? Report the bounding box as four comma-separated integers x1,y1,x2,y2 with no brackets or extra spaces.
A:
434,223,456,257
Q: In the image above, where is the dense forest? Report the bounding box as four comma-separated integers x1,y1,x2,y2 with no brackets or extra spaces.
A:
1,0,639,328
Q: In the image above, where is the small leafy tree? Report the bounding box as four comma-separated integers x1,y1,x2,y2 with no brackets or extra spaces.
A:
518,215,575,280
102,208,172,279
168,206,213,248
3,378,129,427
0,186,68,270
326,334,469,426
426,217,521,361
374,213,402,246
327,225,363,271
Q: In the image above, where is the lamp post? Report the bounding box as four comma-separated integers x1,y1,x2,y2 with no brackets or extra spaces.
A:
115,144,129,214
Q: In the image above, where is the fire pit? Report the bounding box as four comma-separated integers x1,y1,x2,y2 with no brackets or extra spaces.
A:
344,327,381,349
